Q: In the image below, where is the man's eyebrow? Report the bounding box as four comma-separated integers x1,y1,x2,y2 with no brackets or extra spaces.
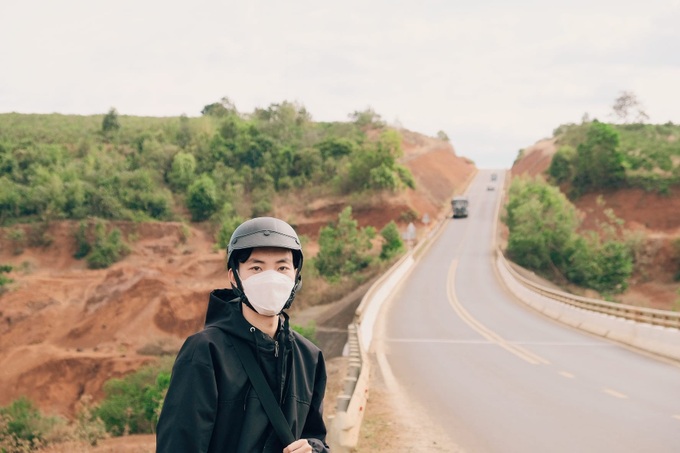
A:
245,256,293,264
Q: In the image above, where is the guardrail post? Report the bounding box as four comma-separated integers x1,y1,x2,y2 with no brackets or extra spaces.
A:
328,323,370,452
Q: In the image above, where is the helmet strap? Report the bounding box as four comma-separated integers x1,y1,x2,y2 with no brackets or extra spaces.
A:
283,274,302,310
231,269,257,311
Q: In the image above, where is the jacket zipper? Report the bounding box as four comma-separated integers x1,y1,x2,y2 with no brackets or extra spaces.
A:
275,340,279,358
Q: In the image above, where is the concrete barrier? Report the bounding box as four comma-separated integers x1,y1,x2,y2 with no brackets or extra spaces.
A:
496,251,680,362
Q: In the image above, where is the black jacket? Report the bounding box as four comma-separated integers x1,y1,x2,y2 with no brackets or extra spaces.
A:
156,289,330,452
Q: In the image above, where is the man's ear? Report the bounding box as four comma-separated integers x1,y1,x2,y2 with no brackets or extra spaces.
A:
227,268,237,288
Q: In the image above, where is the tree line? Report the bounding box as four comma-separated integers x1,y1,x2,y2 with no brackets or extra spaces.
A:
548,120,680,196
0,100,414,274
0,101,413,226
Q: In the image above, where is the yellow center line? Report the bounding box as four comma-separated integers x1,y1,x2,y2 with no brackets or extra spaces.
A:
559,371,575,379
672,415,680,422
447,261,550,365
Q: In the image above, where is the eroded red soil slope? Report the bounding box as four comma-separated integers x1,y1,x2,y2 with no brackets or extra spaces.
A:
0,131,475,418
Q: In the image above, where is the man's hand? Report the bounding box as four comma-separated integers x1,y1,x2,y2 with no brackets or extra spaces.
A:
283,438,312,453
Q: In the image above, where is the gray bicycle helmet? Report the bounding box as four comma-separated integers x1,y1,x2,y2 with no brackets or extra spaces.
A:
227,217,303,311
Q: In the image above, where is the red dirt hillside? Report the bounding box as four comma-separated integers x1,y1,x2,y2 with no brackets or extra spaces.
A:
0,130,476,419
512,139,680,310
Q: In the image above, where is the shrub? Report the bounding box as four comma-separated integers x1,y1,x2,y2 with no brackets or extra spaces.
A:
86,222,130,269
566,233,633,294
379,221,405,260
315,206,376,280
291,321,318,345
68,397,109,447
0,396,61,452
186,174,218,222
167,151,196,191
73,221,91,259
93,361,172,436
101,108,121,138
0,264,13,291
214,203,244,251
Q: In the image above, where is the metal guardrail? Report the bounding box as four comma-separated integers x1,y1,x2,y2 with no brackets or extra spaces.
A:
327,323,370,452
500,251,680,330
334,323,363,413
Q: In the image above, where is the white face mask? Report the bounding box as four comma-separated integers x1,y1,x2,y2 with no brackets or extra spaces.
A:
241,270,296,316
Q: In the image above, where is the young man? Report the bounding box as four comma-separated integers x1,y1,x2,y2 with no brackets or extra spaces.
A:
156,217,330,452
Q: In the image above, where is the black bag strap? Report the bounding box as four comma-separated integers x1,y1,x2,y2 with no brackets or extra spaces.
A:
230,334,296,446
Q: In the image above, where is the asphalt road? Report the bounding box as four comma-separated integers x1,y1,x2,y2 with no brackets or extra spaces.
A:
375,170,680,453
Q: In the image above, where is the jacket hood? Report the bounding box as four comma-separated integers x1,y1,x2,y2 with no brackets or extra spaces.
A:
206,288,287,346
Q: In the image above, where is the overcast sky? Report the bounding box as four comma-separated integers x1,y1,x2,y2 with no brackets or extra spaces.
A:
2,1,679,168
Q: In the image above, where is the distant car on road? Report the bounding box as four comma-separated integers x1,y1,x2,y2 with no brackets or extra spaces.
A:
487,184,495,191
451,196,469,218
491,173,497,181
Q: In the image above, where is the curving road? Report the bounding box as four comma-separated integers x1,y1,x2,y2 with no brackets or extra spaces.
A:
374,170,680,453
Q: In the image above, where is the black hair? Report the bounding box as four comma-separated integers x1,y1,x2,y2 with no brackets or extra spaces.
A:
229,247,301,270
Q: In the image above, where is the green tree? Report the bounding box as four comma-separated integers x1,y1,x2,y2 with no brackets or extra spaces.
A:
548,145,576,184
315,206,376,280
504,176,634,294
379,221,405,260
167,152,197,191
253,101,312,145
566,233,633,294
0,177,22,221
572,122,626,194
346,130,414,192
316,137,355,160
186,174,218,221
349,107,384,128
101,108,121,137
176,114,193,149
504,176,581,272
201,96,237,117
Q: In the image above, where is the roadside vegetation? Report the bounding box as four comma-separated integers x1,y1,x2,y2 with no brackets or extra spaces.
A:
0,99,411,450
504,176,634,295
507,92,679,297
